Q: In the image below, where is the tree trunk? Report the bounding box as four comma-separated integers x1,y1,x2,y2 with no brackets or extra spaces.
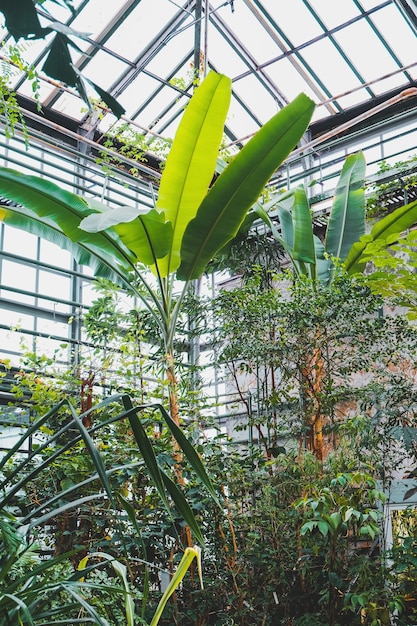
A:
301,344,325,461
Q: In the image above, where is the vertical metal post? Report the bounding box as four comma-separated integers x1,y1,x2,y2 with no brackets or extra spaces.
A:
194,0,202,81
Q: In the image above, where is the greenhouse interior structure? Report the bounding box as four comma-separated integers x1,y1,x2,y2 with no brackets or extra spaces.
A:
1,1,417,624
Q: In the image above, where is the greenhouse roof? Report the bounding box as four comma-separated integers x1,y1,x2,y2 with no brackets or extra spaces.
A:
1,0,417,152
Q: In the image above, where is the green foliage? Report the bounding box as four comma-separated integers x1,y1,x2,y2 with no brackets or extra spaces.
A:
0,71,314,435
0,41,40,144
388,525,417,625
0,387,218,624
212,268,417,462
296,472,386,625
366,155,417,218
0,1,125,118
98,121,172,178
353,223,417,320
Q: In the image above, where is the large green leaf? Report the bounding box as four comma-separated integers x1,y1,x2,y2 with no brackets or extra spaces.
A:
344,198,417,274
115,211,173,266
292,185,316,265
0,0,48,39
81,206,173,266
277,198,295,254
161,472,204,546
42,33,79,87
156,71,232,276
122,397,169,512
149,546,202,626
0,168,137,287
121,396,206,543
325,151,366,261
177,92,315,281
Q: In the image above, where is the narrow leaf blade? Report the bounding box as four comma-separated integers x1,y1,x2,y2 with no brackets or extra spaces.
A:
326,151,366,261
345,198,417,274
156,71,232,276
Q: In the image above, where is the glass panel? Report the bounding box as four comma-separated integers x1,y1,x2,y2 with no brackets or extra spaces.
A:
1,260,37,305
371,4,417,68
334,21,401,87
37,271,71,313
266,0,323,46
312,0,361,28
299,37,363,100
2,227,38,258
38,239,72,269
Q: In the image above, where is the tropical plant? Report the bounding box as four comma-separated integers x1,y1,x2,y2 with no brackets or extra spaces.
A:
256,151,417,287
0,40,40,143
0,392,216,625
212,267,417,463
274,151,367,285
297,472,389,626
366,154,417,217
0,70,315,426
243,151,417,459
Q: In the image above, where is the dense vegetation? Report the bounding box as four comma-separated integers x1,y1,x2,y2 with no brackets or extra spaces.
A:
2,263,417,625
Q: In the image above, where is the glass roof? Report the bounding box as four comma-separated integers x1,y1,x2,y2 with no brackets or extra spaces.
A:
1,0,417,151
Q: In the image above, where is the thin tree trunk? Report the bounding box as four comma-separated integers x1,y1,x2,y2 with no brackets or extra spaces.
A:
301,342,325,462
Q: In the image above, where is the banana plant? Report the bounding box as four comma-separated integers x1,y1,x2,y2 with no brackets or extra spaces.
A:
0,70,315,423
255,150,417,286
249,151,417,461
271,151,367,285
344,197,417,275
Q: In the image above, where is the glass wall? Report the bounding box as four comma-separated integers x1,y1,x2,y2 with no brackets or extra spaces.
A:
0,105,416,406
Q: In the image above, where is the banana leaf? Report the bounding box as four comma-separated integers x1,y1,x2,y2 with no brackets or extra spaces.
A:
344,198,417,274
177,92,315,281
156,71,232,276
0,169,137,288
325,151,366,261
292,185,316,267
81,206,173,270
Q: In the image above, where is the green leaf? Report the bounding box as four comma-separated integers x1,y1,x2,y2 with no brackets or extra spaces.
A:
88,79,126,119
314,235,332,284
0,167,137,287
277,199,295,253
42,33,78,87
328,571,343,590
300,520,316,535
178,92,315,280
292,185,316,264
87,553,135,626
0,0,48,39
156,71,232,276
2,593,34,625
325,152,366,262
80,204,143,232
81,207,173,266
161,471,205,546
122,398,205,545
345,198,417,274
122,396,169,512
68,402,118,510
158,404,221,507
76,71,126,119
65,587,111,626
48,20,91,41
150,546,202,626
114,211,173,266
